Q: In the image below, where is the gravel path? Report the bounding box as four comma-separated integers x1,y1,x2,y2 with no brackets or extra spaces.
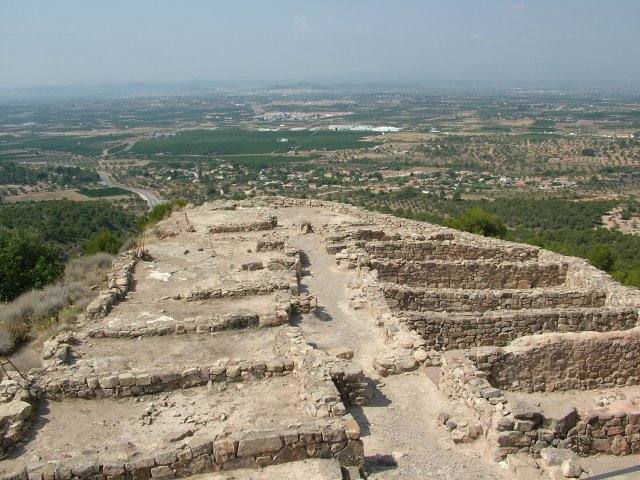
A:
291,234,506,479
291,235,379,371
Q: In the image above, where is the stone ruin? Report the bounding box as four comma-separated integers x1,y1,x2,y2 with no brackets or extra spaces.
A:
0,197,639,479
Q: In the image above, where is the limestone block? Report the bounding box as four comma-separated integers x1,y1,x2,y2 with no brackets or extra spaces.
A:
236,431,283,457
150,466,172,479
540,447,577,467
560,459,582,478
0,400,32,423
213,437,237,464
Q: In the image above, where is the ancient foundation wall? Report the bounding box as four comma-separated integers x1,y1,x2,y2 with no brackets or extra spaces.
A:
440,344,640,458
246,196,640,300
544,250,640,308
0,385,35,459
370,259,567,289
400,307,638,350
382,284,606,312
364,240,538,262
207,216,277,233
278,327,370,418
563,408,640,455
484,329,640,393
2,419,363,480
38,356,295,400
256,240,285,252
85,250,141,320
185,279,299,301
85,311,263,338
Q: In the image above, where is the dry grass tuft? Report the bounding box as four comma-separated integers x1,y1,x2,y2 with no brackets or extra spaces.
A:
0,253,114,355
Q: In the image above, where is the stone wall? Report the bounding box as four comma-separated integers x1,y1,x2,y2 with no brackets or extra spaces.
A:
256,240,285,252
564,406,640,455
543,249,640,308
2,418,363,480
370,259,567,289
38,356,295,400
440,349,555,460
277,328,370,417
9,323,368,478
399,307,638,350
250,195,639,300
207,216,277,233
85,250,143,320
439,350,501,438
0,379,36,459
364,240,538,262
440,346,640,459
40,327,366,416
325,229,388,244
382,284,606,313
85,311,262,338
483,329,640,393
185,278,299,301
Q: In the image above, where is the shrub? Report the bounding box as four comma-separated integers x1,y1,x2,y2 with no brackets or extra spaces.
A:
84,230,122,255
587,244,617,272
0,227,63,302
138,199,187,229
444,207,507,238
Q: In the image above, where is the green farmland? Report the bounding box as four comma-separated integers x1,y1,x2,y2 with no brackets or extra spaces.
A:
0,134,134,157
77,187,132,197
130,129,382,155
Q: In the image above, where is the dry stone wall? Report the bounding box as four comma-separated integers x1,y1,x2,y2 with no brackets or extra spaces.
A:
382,284,606,313
38,355,295,400
184,278,299,301
0,378,37,459
364,240,538,262
207,216,277,233
85,310,262,338
484,329,640,393
85,250,142,320
440,346,640,459
399,307,638,350
369,259,567,289
256,239,285,252
277,328,370,418
563,406,640,455
6,323,367,477
1,419,363,480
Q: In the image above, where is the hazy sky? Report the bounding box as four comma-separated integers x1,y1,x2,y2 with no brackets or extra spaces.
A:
1,0,639,88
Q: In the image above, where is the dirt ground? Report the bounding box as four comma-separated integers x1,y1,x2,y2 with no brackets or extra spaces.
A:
102,291,282,326
504,385,640,419
193,458,343,480
3,378,310,468
579,453,640,479
71,328,281,370
602,206,640,235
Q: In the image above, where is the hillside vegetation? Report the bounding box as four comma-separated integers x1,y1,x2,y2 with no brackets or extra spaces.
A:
326,189,640,288
0,200,136,250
